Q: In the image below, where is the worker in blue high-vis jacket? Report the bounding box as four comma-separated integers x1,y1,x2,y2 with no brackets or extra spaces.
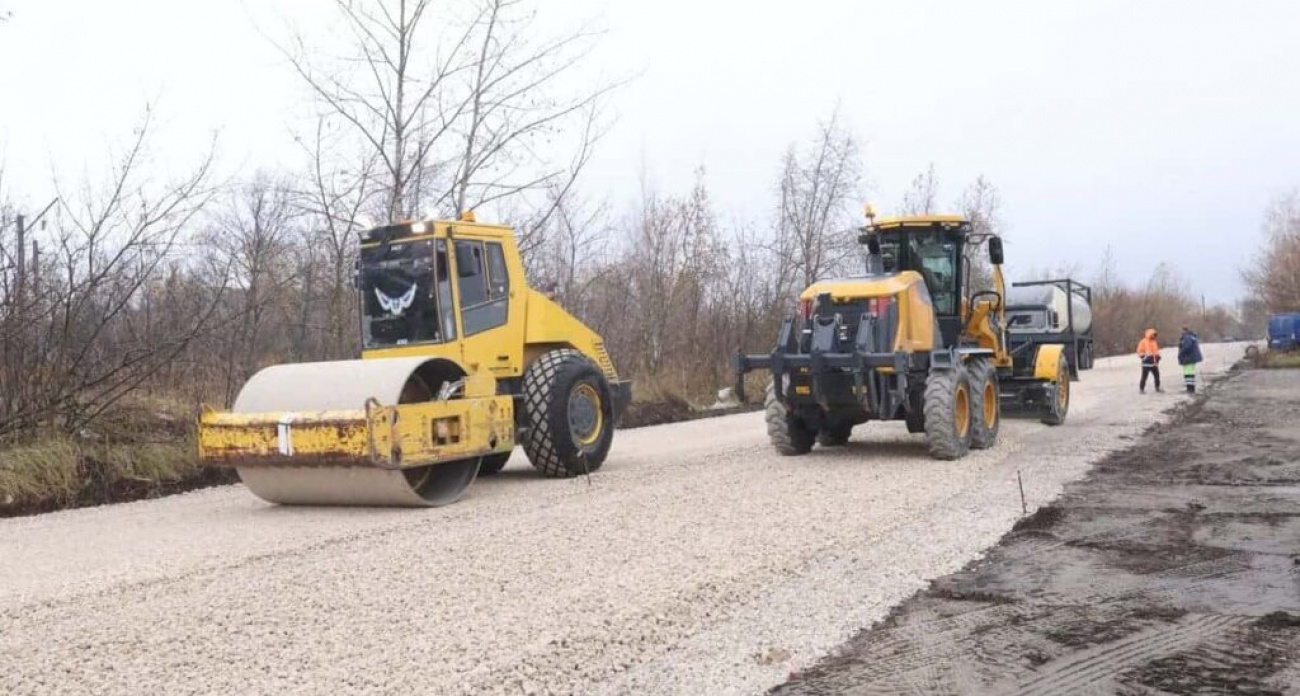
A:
1178,327,1203,394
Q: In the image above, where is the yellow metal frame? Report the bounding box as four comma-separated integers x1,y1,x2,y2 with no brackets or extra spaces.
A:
868,214,968,229
1033,344,1066,380
199,394,514,470
799,271,937,353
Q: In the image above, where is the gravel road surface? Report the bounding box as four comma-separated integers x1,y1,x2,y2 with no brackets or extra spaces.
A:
0,344,1243,695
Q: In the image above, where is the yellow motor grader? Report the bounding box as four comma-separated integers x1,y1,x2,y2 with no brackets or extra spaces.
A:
198,215,630,507
736,212,1071,459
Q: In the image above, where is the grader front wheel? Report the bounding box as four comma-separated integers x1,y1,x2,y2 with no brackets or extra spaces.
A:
765,381,816,455
924,367,974,460
968,358,1001,450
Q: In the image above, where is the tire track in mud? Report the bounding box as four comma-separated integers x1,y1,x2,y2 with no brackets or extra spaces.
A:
1006,613,1246,695
773,367,1300,695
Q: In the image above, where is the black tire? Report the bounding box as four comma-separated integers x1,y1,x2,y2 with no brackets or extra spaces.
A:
522,349,615,478
477,451,511,476
968,358,1001,450
765,381,815,455
817,423,853,447
905,388,926,434
1042,354,1071,426
924,367,973,460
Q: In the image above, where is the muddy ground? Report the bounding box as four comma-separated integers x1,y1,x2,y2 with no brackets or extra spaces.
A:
773,367,1300,695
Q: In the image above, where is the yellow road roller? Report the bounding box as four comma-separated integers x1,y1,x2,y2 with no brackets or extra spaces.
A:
199,215,631,507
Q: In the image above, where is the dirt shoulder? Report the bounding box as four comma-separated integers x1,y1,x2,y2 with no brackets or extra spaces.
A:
772,366,1300,695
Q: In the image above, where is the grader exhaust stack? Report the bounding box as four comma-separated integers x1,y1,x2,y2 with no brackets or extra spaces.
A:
199,217,631,507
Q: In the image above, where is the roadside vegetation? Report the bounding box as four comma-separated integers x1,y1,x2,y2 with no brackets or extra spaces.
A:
1266,352,1300,368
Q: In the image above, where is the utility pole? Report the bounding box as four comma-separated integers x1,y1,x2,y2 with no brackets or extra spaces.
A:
14,214,25,307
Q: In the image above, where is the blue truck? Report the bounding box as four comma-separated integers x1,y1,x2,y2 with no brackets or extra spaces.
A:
1269,313,1300,352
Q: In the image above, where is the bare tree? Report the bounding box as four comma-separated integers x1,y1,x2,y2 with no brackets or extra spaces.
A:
0,112,221,439
526,184,611,308
1244,191,1300,312
956,174,1004,291
899,163,940,215
283,0,612,224
771,111,863,293
293,120,380,358
446,0,613,216
282,0,477,222
200,174,303,404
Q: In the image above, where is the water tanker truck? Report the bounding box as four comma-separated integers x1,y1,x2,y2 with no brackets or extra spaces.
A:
1005,279,1094,376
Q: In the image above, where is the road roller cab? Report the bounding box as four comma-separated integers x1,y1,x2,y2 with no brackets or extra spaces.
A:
198,215,631,507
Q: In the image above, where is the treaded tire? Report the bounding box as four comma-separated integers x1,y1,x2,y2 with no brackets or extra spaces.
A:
765,381,815,455
905,388,926,434
478,451,511,476
924,367,973,460
1042,354,1071,426
522,349,615,478
968,358,1001,450
817,423,853,447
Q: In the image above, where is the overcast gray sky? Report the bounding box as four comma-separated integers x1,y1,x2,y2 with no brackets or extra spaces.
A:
3,0,1299,302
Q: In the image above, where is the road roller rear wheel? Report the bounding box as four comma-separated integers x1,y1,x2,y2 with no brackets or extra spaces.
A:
522,349,615,478
478,451,511,476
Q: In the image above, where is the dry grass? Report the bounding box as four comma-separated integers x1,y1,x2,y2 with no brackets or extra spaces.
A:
1262,351,1300,369
630,373,697,406
0,437,83,507
0,394,204,513
0,436,200,509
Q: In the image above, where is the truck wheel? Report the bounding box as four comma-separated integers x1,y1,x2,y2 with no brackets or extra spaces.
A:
1041,354,1071,426
522,349,615,478
478,451,511,476
968,358,1000,450
765,381,815,455
817,423,853,447
924,367,973,460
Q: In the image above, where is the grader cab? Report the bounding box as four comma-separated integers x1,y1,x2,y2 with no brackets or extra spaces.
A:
736,213,1071,460
199,216,630,507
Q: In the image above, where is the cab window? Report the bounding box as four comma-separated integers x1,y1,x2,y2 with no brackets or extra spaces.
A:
454,240,508,335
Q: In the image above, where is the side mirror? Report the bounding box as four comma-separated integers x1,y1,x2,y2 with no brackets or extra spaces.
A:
988,236,1005,266
866,236,882,255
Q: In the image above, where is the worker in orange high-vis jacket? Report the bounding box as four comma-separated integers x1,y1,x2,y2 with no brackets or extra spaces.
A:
1137,328,1162,393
